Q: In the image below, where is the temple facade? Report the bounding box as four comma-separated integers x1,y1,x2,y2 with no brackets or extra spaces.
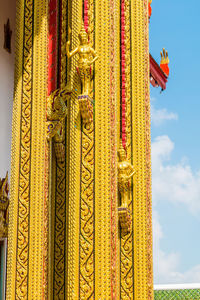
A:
6,0,153,298
4,0,199,299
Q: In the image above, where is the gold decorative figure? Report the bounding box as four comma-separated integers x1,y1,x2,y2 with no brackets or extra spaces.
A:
66,22,98,95
118,140,135,208
47,85,71,162
0,172,9,238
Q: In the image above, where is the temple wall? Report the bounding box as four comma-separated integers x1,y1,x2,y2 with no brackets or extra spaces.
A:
0,0,15,177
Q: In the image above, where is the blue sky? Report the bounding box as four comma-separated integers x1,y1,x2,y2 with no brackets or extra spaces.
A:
150,0,200,284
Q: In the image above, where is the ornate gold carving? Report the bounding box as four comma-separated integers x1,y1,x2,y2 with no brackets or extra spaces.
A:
130,0,154,297
95,0,113,296
66,23,98,95
120,0,135,295
0,173,9,238
79,121,95,299
118,141,135,209
47,86,70,162
52,0,68,297
118,207,131,235
6,0,154,298
109,0,120,296
47,88,69,139
53,154,66,297
144,0,154,297
118,141,135,235
78,95,93,123
66,0,82,297
7,0,48,298
77,3,96,299
15,1,33,297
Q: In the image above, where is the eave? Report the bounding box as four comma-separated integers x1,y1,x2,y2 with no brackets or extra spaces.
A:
150,53,168,90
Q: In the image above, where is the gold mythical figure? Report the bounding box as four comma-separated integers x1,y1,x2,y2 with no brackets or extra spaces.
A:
118,141,135,208
66,23,98,95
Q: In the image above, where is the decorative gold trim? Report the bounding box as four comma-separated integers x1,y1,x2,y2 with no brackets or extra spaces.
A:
131,0,154,298
7,0,48,298
51,0,68,297
120,0,134,296
78,4,96,299
78,95,93,123
28,1,48,297
6,0,25,295
109,0,120,297
15,0,33,296
66,1,82,297
95,0,112,297
79,119,95,298
144,0,154,297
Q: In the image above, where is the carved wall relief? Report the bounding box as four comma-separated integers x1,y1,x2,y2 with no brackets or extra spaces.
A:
47,86,71,162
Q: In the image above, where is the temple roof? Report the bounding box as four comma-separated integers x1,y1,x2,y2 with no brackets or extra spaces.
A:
150,53,168,90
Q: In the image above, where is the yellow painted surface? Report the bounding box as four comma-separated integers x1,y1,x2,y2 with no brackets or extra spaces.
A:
7,0,153,299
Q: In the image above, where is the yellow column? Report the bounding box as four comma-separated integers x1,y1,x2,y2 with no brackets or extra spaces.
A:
131,0,154,298
95,0,111,297
7,0,48,299
66,1,82,298
95,0,121,297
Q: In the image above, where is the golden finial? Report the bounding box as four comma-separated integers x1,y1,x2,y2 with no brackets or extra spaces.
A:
160,48,170,76
160,48,169,64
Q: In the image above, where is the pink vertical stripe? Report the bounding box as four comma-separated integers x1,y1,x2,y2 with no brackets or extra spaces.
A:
84,0,89,32
48,0,58,95
121,0,126,149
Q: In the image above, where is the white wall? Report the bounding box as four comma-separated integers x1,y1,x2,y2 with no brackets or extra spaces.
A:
0,1,16,178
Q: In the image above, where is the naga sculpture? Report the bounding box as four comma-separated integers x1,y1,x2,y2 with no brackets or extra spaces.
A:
66,23,98,95
47,85,71,162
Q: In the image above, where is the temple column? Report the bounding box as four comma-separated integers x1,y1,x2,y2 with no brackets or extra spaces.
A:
6,0,49,298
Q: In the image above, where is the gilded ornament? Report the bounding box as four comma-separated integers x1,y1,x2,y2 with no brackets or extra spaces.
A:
47,86,71,140
0,173,9,238
47,85,71,162
118,141,135,235
66,22,98,96
78,94,93,123
118,140,135,209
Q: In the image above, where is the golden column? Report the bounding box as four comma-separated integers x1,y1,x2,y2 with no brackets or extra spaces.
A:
6,0,48,298
7,0,153,299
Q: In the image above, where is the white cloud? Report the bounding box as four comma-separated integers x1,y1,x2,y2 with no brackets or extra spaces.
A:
153,209,200,284
151,104,178,126
153,210,180,284
152,135,200,214
152,135,200,284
